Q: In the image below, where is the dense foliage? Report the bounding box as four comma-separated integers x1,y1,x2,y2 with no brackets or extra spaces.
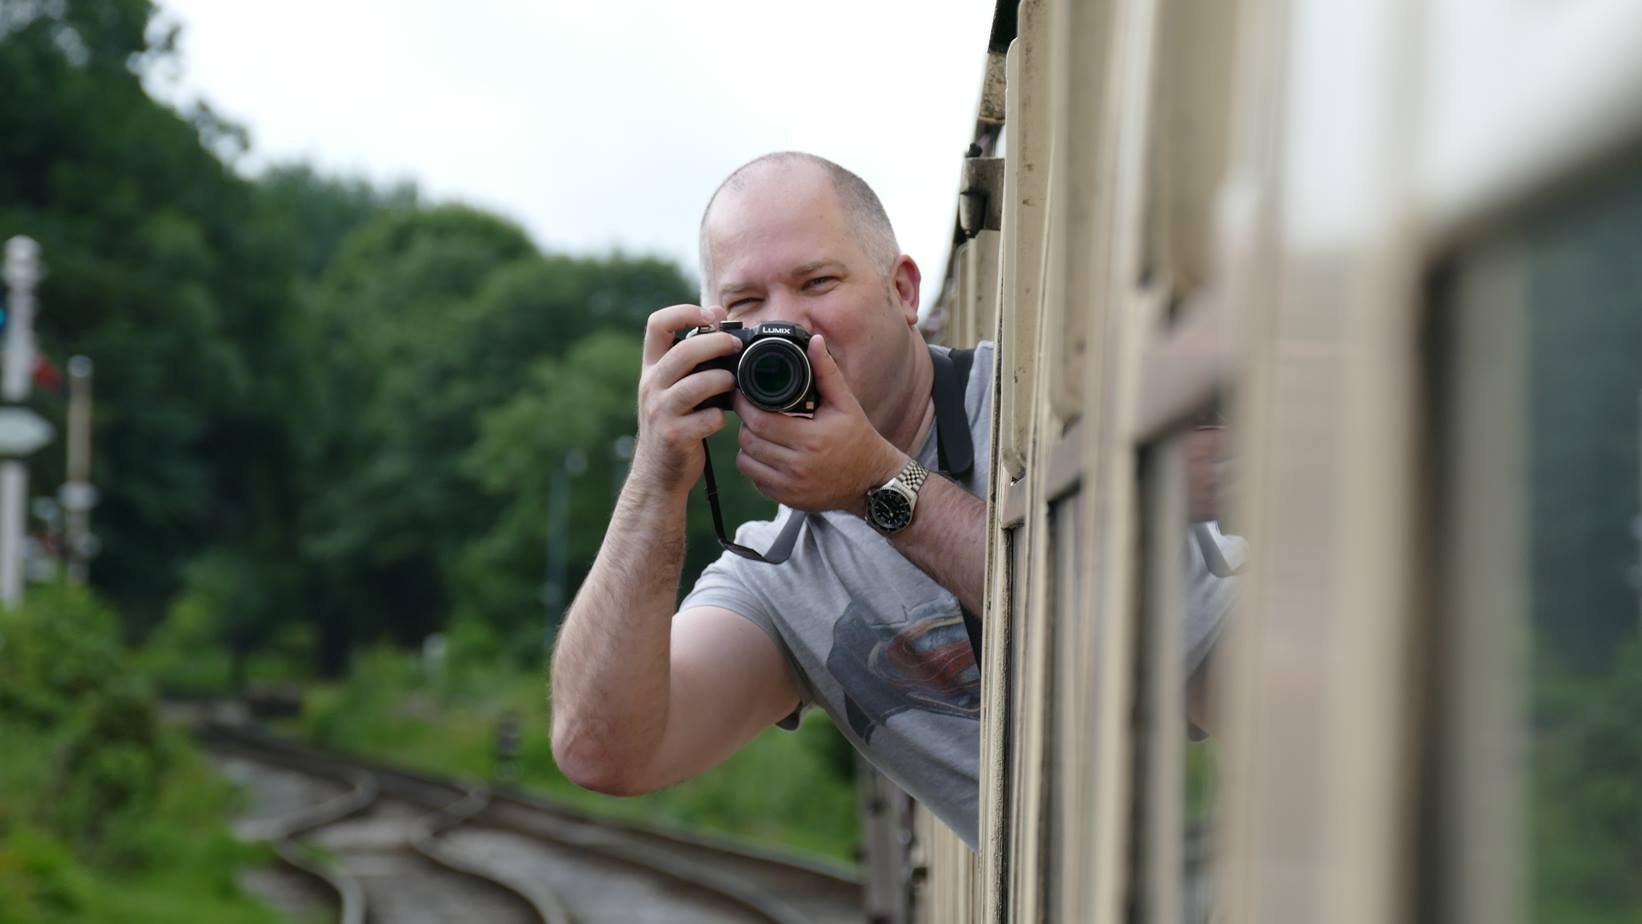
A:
0,584,277,923
1,0,768,677
1,0,302,632
1,0,821,913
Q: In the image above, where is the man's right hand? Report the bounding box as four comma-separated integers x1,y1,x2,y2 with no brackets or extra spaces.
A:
632,304,741,496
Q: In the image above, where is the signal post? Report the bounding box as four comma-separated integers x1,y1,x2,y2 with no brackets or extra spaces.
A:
0,237,55,607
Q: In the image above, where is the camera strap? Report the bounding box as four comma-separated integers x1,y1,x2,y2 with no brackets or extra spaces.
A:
700,436,802,563
701,344,977,565
929,345,975,480
930,346,985,660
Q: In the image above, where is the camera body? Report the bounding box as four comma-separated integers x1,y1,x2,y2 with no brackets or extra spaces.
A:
674,320,819,414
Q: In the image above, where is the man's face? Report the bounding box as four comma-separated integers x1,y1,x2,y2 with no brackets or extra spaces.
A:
703,166,918,420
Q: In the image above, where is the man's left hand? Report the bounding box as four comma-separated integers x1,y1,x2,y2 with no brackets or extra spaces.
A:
734,334,905,517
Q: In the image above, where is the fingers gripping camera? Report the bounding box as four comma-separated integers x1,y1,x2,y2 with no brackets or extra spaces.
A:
673,321,820,414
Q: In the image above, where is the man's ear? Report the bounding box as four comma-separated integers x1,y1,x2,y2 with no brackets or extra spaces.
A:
891,255,921,327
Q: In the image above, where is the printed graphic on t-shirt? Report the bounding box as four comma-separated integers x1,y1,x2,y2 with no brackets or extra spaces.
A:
827,598,981,743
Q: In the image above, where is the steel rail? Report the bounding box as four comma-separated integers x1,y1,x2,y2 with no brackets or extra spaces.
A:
268,838,367,924
409,782,574,924
205,728,560,924
228,759,374,924
201,721,860,923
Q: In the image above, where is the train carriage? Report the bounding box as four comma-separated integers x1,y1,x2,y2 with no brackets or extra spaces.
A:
864,1,1642,921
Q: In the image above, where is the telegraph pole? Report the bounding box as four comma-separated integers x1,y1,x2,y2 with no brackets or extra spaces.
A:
0,237,53,608
62,356,96,583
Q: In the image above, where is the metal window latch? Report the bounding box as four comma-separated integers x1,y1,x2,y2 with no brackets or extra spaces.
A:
959,152,1005,239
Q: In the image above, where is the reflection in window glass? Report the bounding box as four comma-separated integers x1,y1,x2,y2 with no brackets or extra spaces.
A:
1184,742,1221,922
1523,169,1642,923
1183,420,1240,924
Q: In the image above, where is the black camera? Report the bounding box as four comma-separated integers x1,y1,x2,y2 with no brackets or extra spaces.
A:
673,321,819,414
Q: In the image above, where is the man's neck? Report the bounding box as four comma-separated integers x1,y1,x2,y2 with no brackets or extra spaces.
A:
876,345,936,457
905,397,936,457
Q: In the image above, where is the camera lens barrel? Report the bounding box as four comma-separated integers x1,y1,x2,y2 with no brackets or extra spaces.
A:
737,337,812,412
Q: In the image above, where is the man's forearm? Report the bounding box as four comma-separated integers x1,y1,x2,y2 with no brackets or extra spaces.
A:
884,474,988,616
549,478,688,788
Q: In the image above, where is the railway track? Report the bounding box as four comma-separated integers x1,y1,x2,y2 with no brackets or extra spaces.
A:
201,720,864,924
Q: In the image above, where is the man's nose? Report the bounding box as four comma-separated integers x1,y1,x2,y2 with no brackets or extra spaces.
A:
759,290,807,327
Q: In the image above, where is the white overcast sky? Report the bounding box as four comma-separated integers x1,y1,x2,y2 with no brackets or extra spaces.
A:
145,0,998,306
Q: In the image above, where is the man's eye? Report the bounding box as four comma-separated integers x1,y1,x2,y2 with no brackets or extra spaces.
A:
728,298,761,313
803,276,838,291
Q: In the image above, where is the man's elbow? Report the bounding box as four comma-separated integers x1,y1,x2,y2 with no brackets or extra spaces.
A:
550,723,658,797
559,762,653,798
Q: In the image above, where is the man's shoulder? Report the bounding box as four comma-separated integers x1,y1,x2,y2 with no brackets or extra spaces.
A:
695,510,805,583
939,338,996,353
958,341,997,412
934,340,997,380
930,339,996,357
730,511,787,545
680,512,788,623
970,340,997,370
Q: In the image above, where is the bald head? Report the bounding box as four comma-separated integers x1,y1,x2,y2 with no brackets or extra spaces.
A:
698,152,900,301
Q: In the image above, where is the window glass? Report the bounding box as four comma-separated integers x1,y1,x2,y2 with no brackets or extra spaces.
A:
1181,411,1238,924
1129,412,1241,924
1048,493,1081,913
1519,168,1642,923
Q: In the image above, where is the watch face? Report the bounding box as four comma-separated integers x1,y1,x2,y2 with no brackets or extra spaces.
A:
868,489,914,532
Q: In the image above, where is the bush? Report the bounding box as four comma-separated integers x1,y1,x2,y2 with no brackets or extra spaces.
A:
0,584,125,725
139,551,314,696
0,584,280,922
0,585,166,867
0,826,92,924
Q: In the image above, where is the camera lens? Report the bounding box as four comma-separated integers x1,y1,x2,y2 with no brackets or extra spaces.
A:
750,352,792,394
737,338,812,412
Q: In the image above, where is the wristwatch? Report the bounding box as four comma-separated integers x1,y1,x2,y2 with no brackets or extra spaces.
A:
864,459,929,535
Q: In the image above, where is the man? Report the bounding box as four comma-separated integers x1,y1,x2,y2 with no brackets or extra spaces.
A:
549,152,1232,849
550,151,993,845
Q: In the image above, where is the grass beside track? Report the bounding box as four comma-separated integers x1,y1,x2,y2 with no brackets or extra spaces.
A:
274,646,862,869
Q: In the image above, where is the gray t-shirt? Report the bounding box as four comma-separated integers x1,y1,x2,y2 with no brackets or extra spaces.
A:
681,341,1235,849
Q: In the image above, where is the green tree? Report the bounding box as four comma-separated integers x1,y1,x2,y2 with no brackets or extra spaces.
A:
254,164,418,281
292,203,713,668
462,330,772,646
291,206,538,669
0,0,305,632
0,0,771,681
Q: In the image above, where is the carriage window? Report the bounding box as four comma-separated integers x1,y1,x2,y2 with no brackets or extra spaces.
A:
1181,411,1236,924
1131,402,1241,924
1047,492,1081,915
1431,165,1642,923
1516,170,1642,924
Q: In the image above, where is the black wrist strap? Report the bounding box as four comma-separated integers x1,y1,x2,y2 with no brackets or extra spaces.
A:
698,344,979,570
